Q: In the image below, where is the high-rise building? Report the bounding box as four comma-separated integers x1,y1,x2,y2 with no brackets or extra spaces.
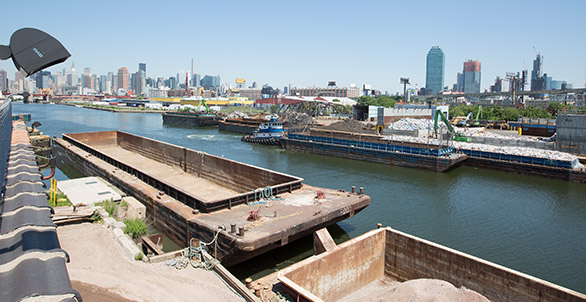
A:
531,54,545,91
201,75,220,88
117,67,130,91
136,70,146,95
425,46,445,95
99,75,107,93
139,63,146,74
462,60,481,93
191,58,196,84
0,69,8,91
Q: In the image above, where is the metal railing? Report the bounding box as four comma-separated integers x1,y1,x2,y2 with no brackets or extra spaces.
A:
0,100,12,197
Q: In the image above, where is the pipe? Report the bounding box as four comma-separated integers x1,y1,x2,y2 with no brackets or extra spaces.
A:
41,158,55,180
38,158,53,169
41,165,55,180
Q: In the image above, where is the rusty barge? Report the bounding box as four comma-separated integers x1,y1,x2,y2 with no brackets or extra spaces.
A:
162,111,220,127
218,117,266,134
53,131,370,266
261,227,586,302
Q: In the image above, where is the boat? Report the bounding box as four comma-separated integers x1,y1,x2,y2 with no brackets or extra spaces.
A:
241,116,284,145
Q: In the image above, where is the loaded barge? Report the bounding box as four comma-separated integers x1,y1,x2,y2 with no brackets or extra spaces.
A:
281,131,466,172
281,128,586,182
219,117,266,134
53,131,370,266
162,111,220,127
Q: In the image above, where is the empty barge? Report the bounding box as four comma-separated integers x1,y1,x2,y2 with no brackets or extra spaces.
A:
53,130,370,266
266,227,586,302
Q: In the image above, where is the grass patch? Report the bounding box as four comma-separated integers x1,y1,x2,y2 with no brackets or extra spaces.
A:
124,218,147,239
95,200,118,217
48,192,72,207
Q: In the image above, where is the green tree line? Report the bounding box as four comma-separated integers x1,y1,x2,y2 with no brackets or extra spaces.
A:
356,95,401,108
449,102,574,121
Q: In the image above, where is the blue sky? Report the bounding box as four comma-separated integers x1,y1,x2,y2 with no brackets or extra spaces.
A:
1,0,585,94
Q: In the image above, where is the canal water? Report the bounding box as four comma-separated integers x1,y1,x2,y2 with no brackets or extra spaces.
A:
12,103,586,293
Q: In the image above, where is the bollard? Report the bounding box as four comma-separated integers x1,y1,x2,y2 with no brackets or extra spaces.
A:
231,223,236,234
245,278,253,289
351,186,356,193
377,223,382,229
359,187,364,194
239,226,245,236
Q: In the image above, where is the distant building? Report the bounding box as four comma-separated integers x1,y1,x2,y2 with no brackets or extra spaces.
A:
99,75,107,93
201,75,220,88
531,54,544,91
0,69,8,91
490,76,505,92
192,74,201,87
425,46,445,95
36,71,51,90
290,86,361,98
139,63,146,74
117,67,130,91
230,88,262,100
462,60,481,93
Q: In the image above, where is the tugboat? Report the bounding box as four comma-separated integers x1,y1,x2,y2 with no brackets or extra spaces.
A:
241,116,284,145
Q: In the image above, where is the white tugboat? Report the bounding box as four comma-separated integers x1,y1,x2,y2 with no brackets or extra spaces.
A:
241,115,284,145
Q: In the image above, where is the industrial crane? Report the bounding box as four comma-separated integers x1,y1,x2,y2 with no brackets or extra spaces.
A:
434,110,470,142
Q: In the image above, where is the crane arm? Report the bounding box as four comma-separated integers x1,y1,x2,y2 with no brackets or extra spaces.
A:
434,110,454,136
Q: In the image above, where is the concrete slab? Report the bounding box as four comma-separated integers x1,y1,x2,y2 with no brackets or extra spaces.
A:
57,177,122,206
122,197,145,220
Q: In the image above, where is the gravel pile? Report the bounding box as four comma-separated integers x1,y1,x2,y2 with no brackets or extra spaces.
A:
329,119,368,131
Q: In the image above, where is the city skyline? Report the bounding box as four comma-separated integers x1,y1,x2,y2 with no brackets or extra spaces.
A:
1,0,585,94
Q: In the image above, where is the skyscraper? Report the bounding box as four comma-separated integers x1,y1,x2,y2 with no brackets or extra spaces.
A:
117,67,130,91
425,46,445,95
462,60,481,93
531,54,545,91
139,63,146,74
0,69,8,91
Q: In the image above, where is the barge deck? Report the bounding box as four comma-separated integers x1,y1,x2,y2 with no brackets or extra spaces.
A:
53,130,370,266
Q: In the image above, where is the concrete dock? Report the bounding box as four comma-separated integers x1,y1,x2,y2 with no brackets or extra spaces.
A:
53,130,370,266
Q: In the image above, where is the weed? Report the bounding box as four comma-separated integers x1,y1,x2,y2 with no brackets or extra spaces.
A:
90,210,103,223
135,252,144,261
96,199,117,217
124,218,147,239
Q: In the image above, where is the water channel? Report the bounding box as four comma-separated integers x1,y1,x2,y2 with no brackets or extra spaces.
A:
12,103,586,293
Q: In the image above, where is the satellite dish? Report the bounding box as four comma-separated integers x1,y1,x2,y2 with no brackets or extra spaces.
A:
0,28,70,77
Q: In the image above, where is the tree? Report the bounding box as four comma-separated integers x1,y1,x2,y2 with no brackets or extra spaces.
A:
376,95,396,108
502,107,519,121
357,96,375,106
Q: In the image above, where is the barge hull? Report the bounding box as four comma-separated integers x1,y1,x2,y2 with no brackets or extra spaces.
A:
162,112,219,127
281,137,465,172
276,227,586,302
